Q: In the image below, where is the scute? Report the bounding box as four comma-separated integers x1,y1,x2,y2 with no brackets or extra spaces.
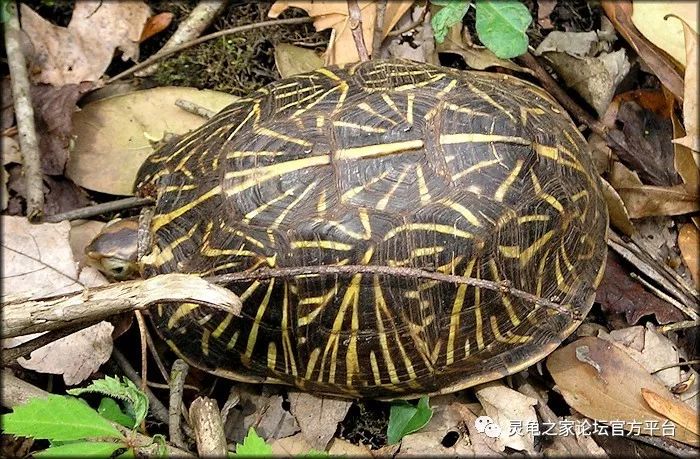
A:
136,59,608,398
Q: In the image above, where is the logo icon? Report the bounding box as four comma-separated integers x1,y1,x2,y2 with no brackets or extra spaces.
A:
475,415,502,438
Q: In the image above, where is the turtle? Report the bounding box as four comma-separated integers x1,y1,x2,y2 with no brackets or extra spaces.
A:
86,59,608,399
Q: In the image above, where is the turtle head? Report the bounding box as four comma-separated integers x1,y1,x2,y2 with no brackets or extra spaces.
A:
85,217,141,280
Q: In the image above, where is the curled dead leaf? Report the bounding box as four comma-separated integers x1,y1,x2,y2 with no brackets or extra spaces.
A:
547,336,699,446
678,223,700,289
269,1,413,64
20,2,151,85
602,0,684,101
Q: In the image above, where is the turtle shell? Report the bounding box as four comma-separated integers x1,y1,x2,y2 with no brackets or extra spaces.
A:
135,59,608,398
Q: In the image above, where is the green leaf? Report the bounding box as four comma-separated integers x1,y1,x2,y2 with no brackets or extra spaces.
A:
98,397,137,429
1,395,124,442
35,441,127,458
387,396,433,444
475,0,532,58
431,0,471,43
68,375,149,427
234,427,273,457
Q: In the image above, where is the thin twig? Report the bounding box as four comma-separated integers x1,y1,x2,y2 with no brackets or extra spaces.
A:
136,0,229,77
42,197,154,223
652,360,700,374
517,52,671,186
144,323,170,383
372,0,387,58
658,320,700,334
135,310,149,395
2,320,101,365
5,2,43,220
175,99,216,119
347,0,370,62
169,359,190,450
107,17,314,84
211,264,580,318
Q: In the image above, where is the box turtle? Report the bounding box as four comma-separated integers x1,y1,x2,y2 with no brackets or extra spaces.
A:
87,60,608,398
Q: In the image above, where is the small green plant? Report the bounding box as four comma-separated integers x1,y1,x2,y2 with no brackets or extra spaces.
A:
432,0,532,59
1,376,151,457
233,427,327,457
387,396,434,444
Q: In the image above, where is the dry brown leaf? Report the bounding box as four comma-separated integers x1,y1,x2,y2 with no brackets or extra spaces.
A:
326,438,372,456
605,325,681,388
274,43,324,78
631,1,697,67
269,1,413,64
537,0,557,29
610,162,699,218
21,2,151,86
1,216,112,385
547,336,699,446
270,433,317,456
602,1,684,101
1,216,82,297
397,396,476,456
438,35,528,73
140,12,174,42
672,21,699,154
596,252,684,325
18,321,114,386
672,100,700,188
642,388,700,436
474,382,538,453
614,183,699,218
678,223,700,289
67,87,237,195
599,177,635,236
287,392,352,450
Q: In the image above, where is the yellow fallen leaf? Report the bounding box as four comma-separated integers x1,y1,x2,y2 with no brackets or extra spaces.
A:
67,87,237,195
678,223,700,289
641,388,700,436
547,336,700,446
269,1,413,64
672,20,699,154
631,1,697,67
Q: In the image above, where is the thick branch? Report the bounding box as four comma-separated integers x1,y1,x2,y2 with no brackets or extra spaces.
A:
2,273,242,339
5,2,43,220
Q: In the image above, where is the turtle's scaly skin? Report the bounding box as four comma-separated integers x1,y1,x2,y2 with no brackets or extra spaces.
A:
136,60,607,398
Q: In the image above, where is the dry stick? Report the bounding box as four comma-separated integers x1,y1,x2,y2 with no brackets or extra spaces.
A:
189,397,228,457
658,320,700,334
2,273,242,339
211,264,578,317
347,0,370,62
1,371,195,457
144,325,170,383
372,0,387,57
112,347,171,426
175,99,216,119
651,359,700,374
136,0,230,77
169,359,190,450
2,320,102,365
108,17,314,84
134,310,149,396
4,2,43,220
42,197,154,223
